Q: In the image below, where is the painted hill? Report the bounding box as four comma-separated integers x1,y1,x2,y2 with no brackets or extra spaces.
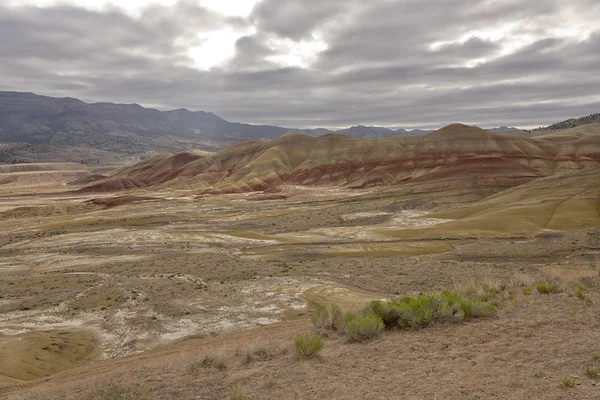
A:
80,123,600,198
421,165,600,236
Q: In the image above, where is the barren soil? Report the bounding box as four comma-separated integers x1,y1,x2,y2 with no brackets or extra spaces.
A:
0,179,599,399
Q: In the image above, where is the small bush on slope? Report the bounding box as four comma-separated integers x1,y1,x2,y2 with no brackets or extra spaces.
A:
362,290,496,331
293,333,324,358
340,313,384,342
537,281,560,294
314,290,497,341
311,305,330,329
312,304,343,331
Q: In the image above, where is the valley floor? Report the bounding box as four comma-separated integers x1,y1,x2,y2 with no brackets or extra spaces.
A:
0,183,599,399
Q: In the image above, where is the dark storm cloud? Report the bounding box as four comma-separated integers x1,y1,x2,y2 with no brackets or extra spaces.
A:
1,0,599,129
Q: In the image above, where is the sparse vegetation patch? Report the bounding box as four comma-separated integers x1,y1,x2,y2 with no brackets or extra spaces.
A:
293,333,324,358
94,384,153,400
536,281,560,294
560,378,576,388
190,355,227,372
362,290,496,330
230,382,245,400
585,366,600,378
314,290,497,342
312,304,343,331
340,313,384,341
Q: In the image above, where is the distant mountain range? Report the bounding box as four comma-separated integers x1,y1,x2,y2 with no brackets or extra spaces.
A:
0,91,582,164
323,125,434,139
0,91,440,146
485,126,521,133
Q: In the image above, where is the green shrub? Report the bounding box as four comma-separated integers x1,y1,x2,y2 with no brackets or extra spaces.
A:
312,290,496,343
537,281,560,294
293,333,324,358
340,313,384,341
560,378,576,388
522,287,532,295
362,290,495,331
311,305,330,329
585,366,600,378
478,283,500,301
576,283,585,300
330,304,343,329
312,304,344,331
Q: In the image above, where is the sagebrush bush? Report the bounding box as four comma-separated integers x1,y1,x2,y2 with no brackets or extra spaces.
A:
312,304,344,331
576,283,585,299
362,290,495,331
560,378,576,388
293,333,324,358
330,304,343,329
585,366,600,378
537,281,560,294
241,346,269,366
340,313,384,341
311,290,496,343
311,305,330,329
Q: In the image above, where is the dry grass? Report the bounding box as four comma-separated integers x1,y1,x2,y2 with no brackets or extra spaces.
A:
229,382,244,400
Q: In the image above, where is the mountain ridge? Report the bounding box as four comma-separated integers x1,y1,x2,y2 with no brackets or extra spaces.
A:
0,91,532,164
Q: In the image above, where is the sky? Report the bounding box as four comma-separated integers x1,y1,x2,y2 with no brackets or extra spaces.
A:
1,0,600,129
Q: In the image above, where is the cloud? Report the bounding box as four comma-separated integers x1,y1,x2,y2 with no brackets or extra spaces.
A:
1,0,600,129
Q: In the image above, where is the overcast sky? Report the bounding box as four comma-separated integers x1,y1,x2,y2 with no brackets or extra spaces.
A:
2,0,600,129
